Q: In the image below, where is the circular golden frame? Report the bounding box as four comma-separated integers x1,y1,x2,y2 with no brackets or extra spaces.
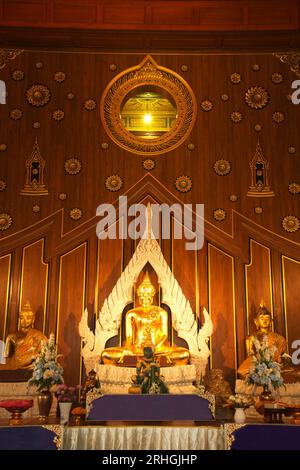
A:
100,55,197,156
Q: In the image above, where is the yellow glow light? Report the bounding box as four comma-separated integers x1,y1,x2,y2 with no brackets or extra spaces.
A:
143,113,152,124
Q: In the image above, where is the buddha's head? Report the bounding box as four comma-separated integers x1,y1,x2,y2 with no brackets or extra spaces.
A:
137,273,156,308
254,304,272,333
19,301,35,330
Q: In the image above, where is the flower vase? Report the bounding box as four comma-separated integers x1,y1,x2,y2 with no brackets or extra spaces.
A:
37,391,53,422
59,402,72,424
234,407,246,424
259,384,273,402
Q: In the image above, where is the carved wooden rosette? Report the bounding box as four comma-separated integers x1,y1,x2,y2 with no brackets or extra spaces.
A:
100,55,197,156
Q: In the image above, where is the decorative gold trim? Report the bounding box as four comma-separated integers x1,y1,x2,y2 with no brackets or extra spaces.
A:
86,389,103,417
273,53,300,78
0,253,12,340
100,55,197,156
281,256,300,351
224,423,247,450
195,389,216,418
0,49,23,69
41,425,64,450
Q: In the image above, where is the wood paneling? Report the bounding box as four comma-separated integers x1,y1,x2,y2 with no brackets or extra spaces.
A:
282,256,300,352
0,254,11,341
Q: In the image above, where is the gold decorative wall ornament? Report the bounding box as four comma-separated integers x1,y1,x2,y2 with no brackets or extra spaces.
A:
213,209,226,221
64,158,82,175
105,175,123,192
143,159,155,170
59,193,67,200
273,53,300,78
213,159,231,176
230,73,242,84
32,205,41,213
201,100,213,111
247,139,274,197
54,71,66,83
245,86,269,109
272,111,285,124
0,179,6,191
84,99,96,111
229,194,238,202
10,109,23,120
224,423,247,450
20,138,49,196
100,55,197,156
11,70,24,81
109,64,117,71
181,65,188,72
26,84,51,107
70,208,83,220
288,182,300,195
221,94,229,101
52,110,65,121
175,175,192,193
0,213,12,231
252,64,260,71
67,93,74,100
254,206,263,214
282,215,300,233
33,122,41,129
254,124,262,132
0,49,23,69
101,142,109,150
0,144,7,151
271,72,283,84
35,62,43,69
288,146,296,154
187,143,195,151
230,111,243,123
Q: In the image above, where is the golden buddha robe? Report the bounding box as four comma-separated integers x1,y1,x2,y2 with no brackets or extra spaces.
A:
0,328,46,370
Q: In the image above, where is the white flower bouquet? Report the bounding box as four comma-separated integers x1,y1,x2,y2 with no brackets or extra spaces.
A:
228,394,252,409
28,333,64,392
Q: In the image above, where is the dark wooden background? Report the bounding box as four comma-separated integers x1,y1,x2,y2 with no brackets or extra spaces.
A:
0,49,299,386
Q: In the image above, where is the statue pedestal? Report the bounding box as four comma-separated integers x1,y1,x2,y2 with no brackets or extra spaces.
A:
96,364,198,394
236,379,300,405
0,382,57,420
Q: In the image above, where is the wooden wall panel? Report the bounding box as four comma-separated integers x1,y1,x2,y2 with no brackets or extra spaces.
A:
282,256,300,352
208,244,236,382
57,243,87,386
0,254,11,341
19,239,49,333
245,240,273,335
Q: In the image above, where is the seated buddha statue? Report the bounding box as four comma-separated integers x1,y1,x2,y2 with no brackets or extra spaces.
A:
0,301,47,370
238,304,300,382
101,273,190,367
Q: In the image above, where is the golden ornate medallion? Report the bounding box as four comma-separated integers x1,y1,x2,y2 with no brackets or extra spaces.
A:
26,84,51,107
0,179,6,191
52,109,65,121
0,144,7,151
230,111,243,123
229,194,238,202
32,205,41,213
288,146,296,154
288,182,300,195
254,124,262,132
252,64,260,71
143,159,155,170
213,159,232,176
84,99,96,111
271,72,283,84
0,213,12,231
213,209,226,221
101,142,109,150
245,86,269,109
230,72,242,84
109,64,117,71
221,94,229,101
254,206,263,214
175,175,192,193
64,158,82,175
10,108,23,120
100,55,197,156
272,111,285,123
201,100,213,111
59,193,67,200
11,69,24,81
187,143,195,151
282,215,300,233
35,62,43,69
105,175,123,192
67,92,74,100
70,208,83,220
54,71,66,82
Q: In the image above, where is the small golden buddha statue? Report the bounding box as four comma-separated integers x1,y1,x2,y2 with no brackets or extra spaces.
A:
0,301,47,370
101,273,190,367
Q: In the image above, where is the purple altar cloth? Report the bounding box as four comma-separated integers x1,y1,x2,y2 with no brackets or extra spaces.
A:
87,394,213,421
231,424,300,450
0,425,59,450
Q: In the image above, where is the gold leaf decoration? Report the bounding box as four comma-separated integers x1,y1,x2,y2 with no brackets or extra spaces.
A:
0,213,12,231
272,111,285,124
101,142,109,150
64,158,82,175
221,94,229,101
59,193,67,201
201,100,213,112
271,72,283,84
52,109,65,121
109,64,117,71
230,111,243,123
175,175,192,193
273,53,300,78
230,72,242,84
54,71,66,83
245,86,270,109
181,65,188,72
229,194,238,202
254,206,263,214
282,215,300,233
0,49,23,69
252,64,260,71
10,108,23,120
32,205,40,213
187,143,195,151
213,159,232,176
26,84,51,107
288,182,300,195
105,175,123,192
70,208,83,221
11,69,24,81
288,146,296,154
35,62,43,69
213,209,226,221
33,122,41,129
0,179,6,191
143,159,155,170
84,99,96,111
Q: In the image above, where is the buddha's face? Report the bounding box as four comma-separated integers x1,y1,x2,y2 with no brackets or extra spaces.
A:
137,286,155,307
255,313,271,331
19,311,34,329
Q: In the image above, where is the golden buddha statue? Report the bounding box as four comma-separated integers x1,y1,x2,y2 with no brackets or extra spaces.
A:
101,273,190,367
0,301,47,370
238,304,300,382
